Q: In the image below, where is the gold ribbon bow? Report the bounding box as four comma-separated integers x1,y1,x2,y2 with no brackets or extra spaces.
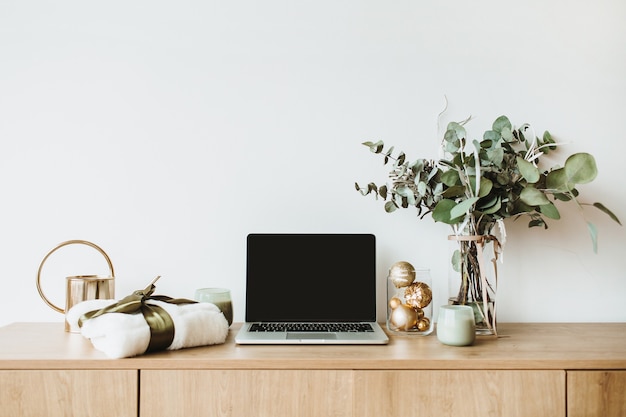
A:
79,276,196,354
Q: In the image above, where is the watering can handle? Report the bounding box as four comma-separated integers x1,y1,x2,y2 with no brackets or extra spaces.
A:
36,240,115,314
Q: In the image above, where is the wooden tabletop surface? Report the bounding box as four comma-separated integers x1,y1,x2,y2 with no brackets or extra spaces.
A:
1,322,625,371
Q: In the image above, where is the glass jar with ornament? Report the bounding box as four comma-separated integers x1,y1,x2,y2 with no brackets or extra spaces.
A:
387,261,433,335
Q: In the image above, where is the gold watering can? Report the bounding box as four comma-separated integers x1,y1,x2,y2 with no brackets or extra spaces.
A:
37,240,115,332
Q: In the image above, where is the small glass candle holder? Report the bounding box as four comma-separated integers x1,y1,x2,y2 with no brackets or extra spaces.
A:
386,262,434,335
436,304,476,346
194,288,233,327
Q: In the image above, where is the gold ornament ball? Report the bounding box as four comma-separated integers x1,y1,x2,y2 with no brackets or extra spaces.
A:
404,281,433,309
390,304,418,331
389,261,416,288
417,317,431,332
388,297,403,309
415,307,424,321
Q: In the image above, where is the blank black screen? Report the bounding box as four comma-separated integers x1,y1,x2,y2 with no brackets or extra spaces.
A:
245,234,376,322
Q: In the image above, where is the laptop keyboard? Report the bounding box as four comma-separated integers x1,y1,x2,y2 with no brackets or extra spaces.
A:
249,322,374,333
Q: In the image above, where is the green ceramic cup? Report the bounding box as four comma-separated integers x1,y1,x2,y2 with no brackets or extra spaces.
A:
436,305,476,346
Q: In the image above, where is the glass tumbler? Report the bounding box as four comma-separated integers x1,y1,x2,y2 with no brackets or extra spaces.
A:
195,288,233,327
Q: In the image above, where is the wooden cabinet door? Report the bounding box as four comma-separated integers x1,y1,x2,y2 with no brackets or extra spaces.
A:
141,369,353,417
0,370,137,417
568,371,626,417
354,370,565,417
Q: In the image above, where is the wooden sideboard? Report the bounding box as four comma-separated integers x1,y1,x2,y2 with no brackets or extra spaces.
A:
1,322,625,417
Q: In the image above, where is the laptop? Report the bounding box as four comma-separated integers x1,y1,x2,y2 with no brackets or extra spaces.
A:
235,233,389,345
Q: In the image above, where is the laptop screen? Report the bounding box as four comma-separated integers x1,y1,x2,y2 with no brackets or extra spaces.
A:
245,234,376,322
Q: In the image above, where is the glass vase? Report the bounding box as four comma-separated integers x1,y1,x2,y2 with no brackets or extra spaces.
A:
447,235,499,335
386,262,434,335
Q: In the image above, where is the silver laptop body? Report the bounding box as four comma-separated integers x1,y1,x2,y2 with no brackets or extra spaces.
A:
235,233,389,345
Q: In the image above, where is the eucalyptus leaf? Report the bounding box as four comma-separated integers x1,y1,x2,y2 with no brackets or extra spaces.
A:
432,199,462,224
519,124,532,142
444,139,460,153
478,178,493,198
543,130,556,151
450,197,479,219
520,187,550,206
492,115,511,133
394,185,411,197
528,218,547,229
587,221,598,253
485,200,502,215
479,196,502,215
592,202,622,225
553,192,573,202
539,202,561,220
442,185,466,198
496,172,510,185
355,182,375,196
362,141,384,153
472,140,482,196
564,153,597,184
384,201,397,213
516,157,540,184
483,130,500,143
487,147,504,166
396,152,406,166
417,181,427,196
410,159,424,173
477,194,498,210
447,122,466,141
513,199,535,215
379,185,388,199
545,168,570,191
469,177,493,198
451,249,461,273
501,126,514,142
441,170,461,186
443,129,460,152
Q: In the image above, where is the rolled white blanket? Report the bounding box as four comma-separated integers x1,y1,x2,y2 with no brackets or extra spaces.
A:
66,299,229,358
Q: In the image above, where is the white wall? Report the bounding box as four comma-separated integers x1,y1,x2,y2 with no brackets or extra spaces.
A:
1,0,625,328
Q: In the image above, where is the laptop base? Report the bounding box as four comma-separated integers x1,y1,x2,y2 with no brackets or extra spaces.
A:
235,322,389,345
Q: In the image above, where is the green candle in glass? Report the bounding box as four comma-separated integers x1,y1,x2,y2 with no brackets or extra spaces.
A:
194,288,233,327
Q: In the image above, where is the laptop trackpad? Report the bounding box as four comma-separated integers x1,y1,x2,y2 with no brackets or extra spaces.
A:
287,332,337,340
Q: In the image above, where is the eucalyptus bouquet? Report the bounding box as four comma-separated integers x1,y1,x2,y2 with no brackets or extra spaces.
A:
357,115,619,249
356,115,621,333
